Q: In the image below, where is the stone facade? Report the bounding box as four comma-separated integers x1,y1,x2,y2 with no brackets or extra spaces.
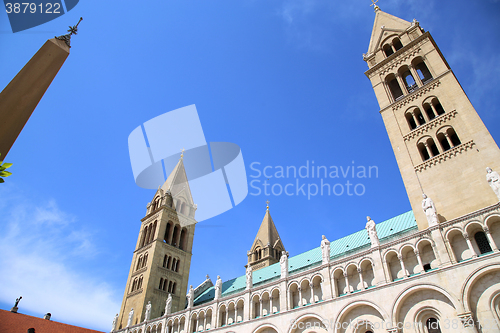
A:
114,8,500,333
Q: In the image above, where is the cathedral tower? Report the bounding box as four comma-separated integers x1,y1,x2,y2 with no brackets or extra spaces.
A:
364,6,500,230
117,157,197,329
246,203,286,271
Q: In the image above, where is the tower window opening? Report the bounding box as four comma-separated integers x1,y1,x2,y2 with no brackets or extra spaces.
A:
179,228,187,251
430,141,439,157
142,252,148,268
401,68,418,93
164,222,172,244
418,143,430,161
426,318,441,333
159,278,163,289
448,129,461,146
434,100,445,115
167,256,172,269
414,59,433,84
393,37,403,51
163,255,167,268
383,44,394,57
474,231,492,254
437,133,451,152
172,282,176,294
424,104,436,120
406,113,417,130
387,75,404,101
414,109,426,126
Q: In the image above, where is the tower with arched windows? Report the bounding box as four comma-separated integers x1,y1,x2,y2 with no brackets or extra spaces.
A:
116,158,197,329
246,206,286,271
364,7,500,230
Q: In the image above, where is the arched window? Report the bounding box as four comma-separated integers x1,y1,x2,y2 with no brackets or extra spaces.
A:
163,255,168,268
148,221,157,244
159,278,164,289
164,222,172,244
400,66,418,93
136,256,143,270
143,253,148,268
172,225,180,247
413,57,433,84
406,112,417,130
413,108,426,126
433,99,445,115
393,37,403,51
168,281,173,293
140,225,148,248
138,276,143,289
167,256,172,269
418,137,439,161
386,74,404,101
172,282,176,294
447,128,461,146
383,44,394,57
175,259,181,272
474,231,493,254
437,132,451,151
426,318,441,333
163,279,168,291
179,228,187,251
423,103,436,120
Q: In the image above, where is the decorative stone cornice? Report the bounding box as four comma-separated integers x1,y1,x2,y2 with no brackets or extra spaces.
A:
414,140,475,172
127,288,143,298
131,266,147,277
391,79,441,111
403,110,457,141
134,243,153,254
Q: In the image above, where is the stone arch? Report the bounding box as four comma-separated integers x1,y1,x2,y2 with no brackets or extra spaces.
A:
288,313,329,333
359,258,375,289
334,300,389,333
485,213,500,251
300,278,313,306
446,227,470,262
384,249,403,281
345,263,361,292
416,238,438,271
391,284,463,326
400,244,419,276
461,264,500,311
236,298,245,323
357,256,374,268
253,323,281,333
261,291,271,317
332,267,346,297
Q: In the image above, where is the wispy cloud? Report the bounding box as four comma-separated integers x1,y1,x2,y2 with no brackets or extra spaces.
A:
0,184,120,331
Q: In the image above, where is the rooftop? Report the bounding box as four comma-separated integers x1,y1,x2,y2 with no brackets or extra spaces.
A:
193,210,417,306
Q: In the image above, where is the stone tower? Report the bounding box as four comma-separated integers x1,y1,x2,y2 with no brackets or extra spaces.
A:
117,158,197,329
246,204,285,271
364,6,500,230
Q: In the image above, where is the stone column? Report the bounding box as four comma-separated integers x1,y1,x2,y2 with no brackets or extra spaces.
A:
225,308,229,325
320,266,333,300
484,227,499,251
430,229,452,266
409,65,423,88
298,287,303,306
396,73,408,94
309,284,315,304
444,133,454,149
414,250,425,273
259,299,263,318
203,316,207,331
458,312,479,333
357,268,365,290
195,317,199,332
288,289,293,309
343,272,351,294
269,296,274,315
398,255,409,278
464,233,478,258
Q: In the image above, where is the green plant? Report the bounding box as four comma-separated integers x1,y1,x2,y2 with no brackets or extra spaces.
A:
0,153,13,183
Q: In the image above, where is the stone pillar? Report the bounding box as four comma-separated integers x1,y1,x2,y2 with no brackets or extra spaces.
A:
343,272,351,294
320,266,333,300
203,316,207,331
458,312,479,333
484,227,499,251
396,74,408,94
409,65,423,88
372,249,388,286
398,255,409,278
280,280,288,312
298,287,303,306
414,250,425,273
357,268,365,290
444,133,454,148
269,296,274,314
259,299,263,318
309,284,315,304
464,233,478,258
244,290,250,321
225,308,229,325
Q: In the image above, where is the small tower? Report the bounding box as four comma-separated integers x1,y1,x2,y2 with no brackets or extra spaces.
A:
117,157,197,329
364,6,500,229
246,202,286,271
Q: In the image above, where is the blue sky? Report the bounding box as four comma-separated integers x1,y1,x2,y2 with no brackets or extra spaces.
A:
1,0,499,331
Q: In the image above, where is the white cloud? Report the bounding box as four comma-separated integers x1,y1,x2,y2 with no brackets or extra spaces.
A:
0,184,120,331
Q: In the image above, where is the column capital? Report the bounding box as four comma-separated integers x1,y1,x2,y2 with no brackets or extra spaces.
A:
458,312,475,328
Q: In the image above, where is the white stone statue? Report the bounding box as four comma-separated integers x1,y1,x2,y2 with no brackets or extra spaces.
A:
422,194,438,227
486,167,500,201
126,308,134,327
187,285,194,308
321,235,330,264
144,301,151,321
214,275,222,300
280,251,289,278
111,313,118,332
365,216,380,247
246,266,253,289
165,294,172,315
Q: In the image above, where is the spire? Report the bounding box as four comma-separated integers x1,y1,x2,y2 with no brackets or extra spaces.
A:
160,157,194,206
247,204,286,270
367,9,412,54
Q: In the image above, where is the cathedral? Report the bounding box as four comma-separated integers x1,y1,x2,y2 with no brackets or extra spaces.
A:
112,6,500,333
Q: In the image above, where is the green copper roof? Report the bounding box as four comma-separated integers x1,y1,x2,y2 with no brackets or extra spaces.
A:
193,210,417,306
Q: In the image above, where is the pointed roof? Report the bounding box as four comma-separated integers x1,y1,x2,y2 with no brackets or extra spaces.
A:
160,158,194,205
250,209,283,251
367,9,412,54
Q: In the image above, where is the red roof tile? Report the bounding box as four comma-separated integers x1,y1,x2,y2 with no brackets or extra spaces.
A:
0,309,105,333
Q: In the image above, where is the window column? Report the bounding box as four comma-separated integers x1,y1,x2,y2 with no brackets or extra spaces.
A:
409,65,423,87
269,296,274,314
414,250,425,273
298,287,303,306
259,299,263,317
203,316,207,331
357,268,366,290
309,284,315,304
398,255,409,278
343,272,351,294
463,233,478,258
396,74,409,95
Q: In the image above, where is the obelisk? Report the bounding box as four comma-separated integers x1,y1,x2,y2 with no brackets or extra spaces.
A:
0,18,82,158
